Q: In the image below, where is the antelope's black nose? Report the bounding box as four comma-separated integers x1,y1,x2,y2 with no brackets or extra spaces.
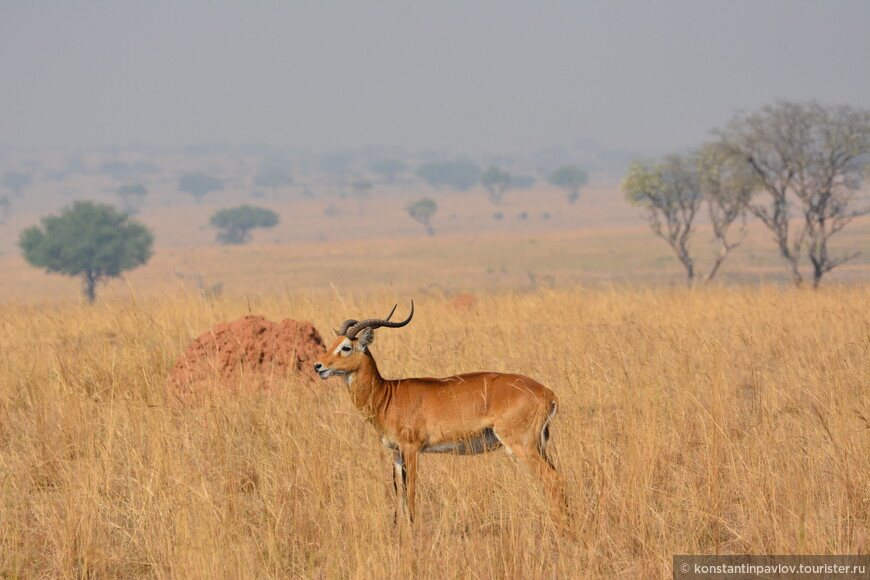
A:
314,362,323,371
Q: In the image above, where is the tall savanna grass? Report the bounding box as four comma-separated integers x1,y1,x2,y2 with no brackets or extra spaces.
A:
1,286,867,578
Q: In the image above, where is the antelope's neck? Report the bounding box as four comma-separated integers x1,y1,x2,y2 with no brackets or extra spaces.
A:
347,352,392,424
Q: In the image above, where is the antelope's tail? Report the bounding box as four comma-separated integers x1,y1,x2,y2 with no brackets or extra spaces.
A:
538,399,558,468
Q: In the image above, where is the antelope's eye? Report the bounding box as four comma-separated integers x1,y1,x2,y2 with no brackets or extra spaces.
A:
341,345,352,352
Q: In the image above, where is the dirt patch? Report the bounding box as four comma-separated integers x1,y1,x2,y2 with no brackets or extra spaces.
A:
167,315,326,404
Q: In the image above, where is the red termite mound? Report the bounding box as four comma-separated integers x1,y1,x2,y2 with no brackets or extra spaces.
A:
167,315,326,404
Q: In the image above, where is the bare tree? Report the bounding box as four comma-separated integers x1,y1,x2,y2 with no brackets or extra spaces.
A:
623,153,702,285
718,100,870,287
697,142,756,282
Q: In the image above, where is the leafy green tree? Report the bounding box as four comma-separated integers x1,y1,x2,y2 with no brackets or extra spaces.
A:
2,171,32,197
18,201,153,303
178,173,222,204
368,158,406,183
209,205,279,244
718,100,870,287
406,198,437,236
254,167,294,197
480,166,512,204
115,184,148,214
548,165,588,204
416,159,481,191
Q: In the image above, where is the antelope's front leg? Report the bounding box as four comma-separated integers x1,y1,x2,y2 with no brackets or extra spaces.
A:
392,450,408,524
402,445,420,524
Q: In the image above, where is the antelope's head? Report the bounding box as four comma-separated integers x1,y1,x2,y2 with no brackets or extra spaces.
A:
314,301,414,380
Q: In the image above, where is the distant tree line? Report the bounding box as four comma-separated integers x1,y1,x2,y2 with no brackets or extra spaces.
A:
416,158,481,191
15,99,867,297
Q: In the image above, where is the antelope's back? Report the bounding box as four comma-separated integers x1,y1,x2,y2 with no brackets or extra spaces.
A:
397,371,556,417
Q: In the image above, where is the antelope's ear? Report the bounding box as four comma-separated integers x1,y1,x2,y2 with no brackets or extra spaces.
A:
358,327,375,351
330,328,339,338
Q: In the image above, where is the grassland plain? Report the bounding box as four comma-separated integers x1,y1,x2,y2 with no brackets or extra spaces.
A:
1,286,868,578
2,214,870,303
0,177,639,255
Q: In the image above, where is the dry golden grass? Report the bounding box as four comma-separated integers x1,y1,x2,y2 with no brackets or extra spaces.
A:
1,286,868,578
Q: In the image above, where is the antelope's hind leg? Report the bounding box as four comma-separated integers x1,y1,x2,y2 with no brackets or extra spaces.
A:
494,427,569,526
392,446,420,524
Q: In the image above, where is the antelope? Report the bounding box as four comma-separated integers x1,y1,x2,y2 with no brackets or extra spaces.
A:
313,301,568,525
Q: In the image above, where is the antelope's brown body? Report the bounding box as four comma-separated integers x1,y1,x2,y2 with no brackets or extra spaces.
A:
313,302,568,525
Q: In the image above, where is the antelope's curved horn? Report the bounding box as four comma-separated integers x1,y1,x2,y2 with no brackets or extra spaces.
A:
345,301,414,339
336,304,396,337
336,319,358,336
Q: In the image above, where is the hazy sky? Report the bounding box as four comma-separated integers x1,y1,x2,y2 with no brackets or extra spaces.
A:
1,1,868,154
